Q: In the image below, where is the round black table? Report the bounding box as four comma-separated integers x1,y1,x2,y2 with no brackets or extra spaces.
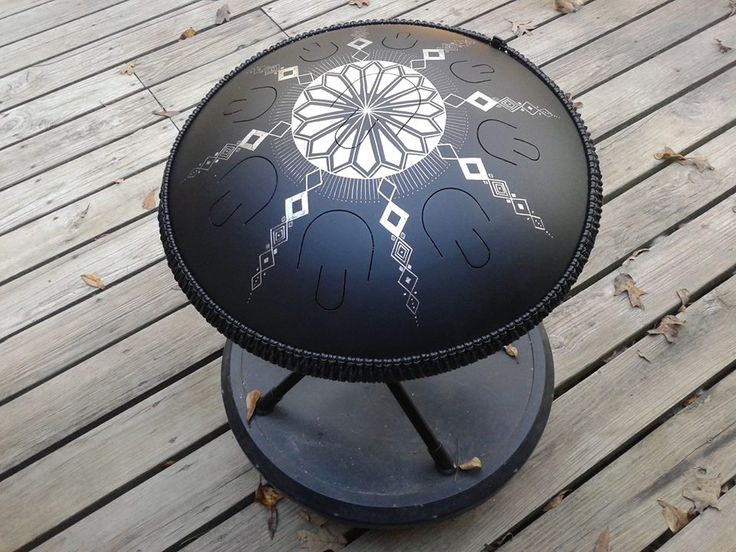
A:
160,20,601,527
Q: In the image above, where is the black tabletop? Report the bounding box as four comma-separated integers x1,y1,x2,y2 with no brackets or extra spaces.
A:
160,20,601,382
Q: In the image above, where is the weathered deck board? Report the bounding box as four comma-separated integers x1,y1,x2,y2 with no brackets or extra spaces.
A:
2,0,735,550
0,360,224,552
658,485,736,552
503,333,736,552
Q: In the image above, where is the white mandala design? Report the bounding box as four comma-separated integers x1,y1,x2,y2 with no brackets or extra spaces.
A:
291,60,446,179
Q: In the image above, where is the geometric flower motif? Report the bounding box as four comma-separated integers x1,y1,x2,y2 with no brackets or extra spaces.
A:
292,60,446,179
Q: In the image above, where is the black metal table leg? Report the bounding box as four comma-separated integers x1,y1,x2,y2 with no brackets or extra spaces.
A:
387,381,456,475
256,372,305,414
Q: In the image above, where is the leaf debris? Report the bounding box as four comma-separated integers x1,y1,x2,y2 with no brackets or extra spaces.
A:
613,273,646,309
553,0,583,13
215,3,231,24
348,0,370,6
119,62,135,75
543,490,570,511
657,499,690,533
297,527,347,552
504,344,518,359
676,288,690,312
142,189,158,210
255,480,282,539
716,38,733,53
648,314,685,343
458,457,482,471
507,19,535,37
564,91,583,109
113,178,125,185
637,349,651,363
683,476,722,514
299,510,328,527
180,27,197,40
152,109,179,118
623,247,650,266
594,528,610,552
654,146,714,172
246,389,261,423
81,273,105,289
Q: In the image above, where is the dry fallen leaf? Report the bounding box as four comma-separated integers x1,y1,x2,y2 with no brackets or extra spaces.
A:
564,91,583,109
215,3,231,24
543,490,570,511
507,19,535,37
688,155,714,172
613,273,646,309
349,0,369,6
153,109,179,118
683,476,722,514
180,27,197,40
81,273,105,289
504,344,518,359
299,510,328,527
676,288,690,312
648,314,685,343
113,178,125,185
297,527,347,552
716,38,733,53
623,247,650,266
553,0,583,13
594,528,610,552
658,499,690,533
637,349,651,363
458,457,482,471
119,62,135,75
654,146,686,162
255,481,282,539
142,189,158,210
246,389,261,423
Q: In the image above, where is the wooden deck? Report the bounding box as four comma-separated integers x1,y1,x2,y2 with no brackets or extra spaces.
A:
1,0,736,550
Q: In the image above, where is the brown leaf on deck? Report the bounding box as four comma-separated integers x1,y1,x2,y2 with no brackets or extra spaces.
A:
349,0,369,6
676,288,690,312
255,480,282,539
246,389,261,423
543,489,570,511
648,314,685,343
613,273,646,309
180,27,197,40
119,62,135,75
458,457,482,471
142,189,158,210
297,527,347,552
637,349,651,363
507,19,535,37
683,476,722,514
215,3,231,24
687,155,714,172
564,92,583,109
658,499,690,533
81,273,105,289
623,247,650,266
113,178,125,185
594,528,610,552
504,344,518,359
553,0,583,13
716,38,733,53
153,109,179,118
654,146,686,162
299,510,328,527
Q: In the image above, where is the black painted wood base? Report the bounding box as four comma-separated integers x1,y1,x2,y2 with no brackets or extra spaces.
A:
221,326,553,527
